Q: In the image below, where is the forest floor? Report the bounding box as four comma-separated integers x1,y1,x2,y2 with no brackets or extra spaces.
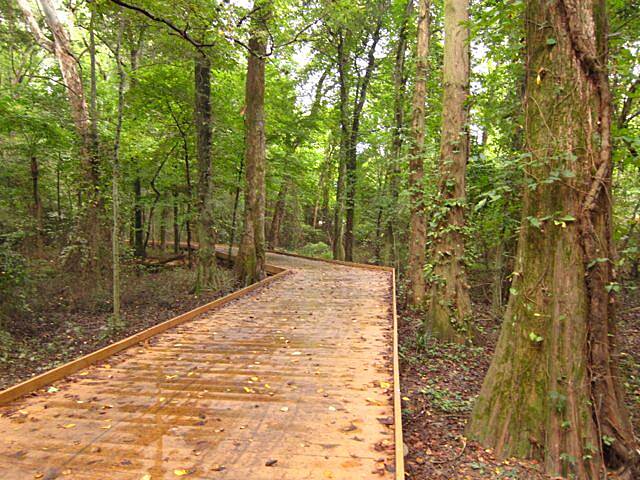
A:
0,251,235,390
398,279,640,480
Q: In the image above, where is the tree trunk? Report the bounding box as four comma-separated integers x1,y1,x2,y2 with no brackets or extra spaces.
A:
236,5,268,286
344,21,382,261
133,177,145,258
468,1,639,477
228,152,244,259
159,206,167,251
111,13,125,325
406,0,430,307
385,0,413,268
194,54,217,291
30,155,43,252
333,31,349,261
268,176,289,249
173,193,180,254
425,0,474,343
31,0,102,268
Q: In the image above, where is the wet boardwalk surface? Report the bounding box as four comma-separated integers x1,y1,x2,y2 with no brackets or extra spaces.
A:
0,252,397,479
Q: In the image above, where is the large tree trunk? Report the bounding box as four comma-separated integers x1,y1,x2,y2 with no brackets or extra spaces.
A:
425,0,474,342
384,0,412,268
344,21,382,262
333,31,349,261
468,1,639,478
19,0,102,268
194,54,217,292
236,6,268,286
406,0,430,307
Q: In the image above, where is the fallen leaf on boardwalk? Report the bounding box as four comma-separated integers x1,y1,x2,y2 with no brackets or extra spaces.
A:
47,387,59,393
250,376,259,381
140,475,151,480
291,351,302,356
376,417,393,426
328,406,336,412
63,423,76,429
211,464,225,472
243,387,254,393
366,397,385,406
379,381,391,389
323,471,334,478
280,407,289,412
264,384,271,389
173,468,194,476
265,459,278,466
33,474,44,479
100,425,111,429
165,375,177,380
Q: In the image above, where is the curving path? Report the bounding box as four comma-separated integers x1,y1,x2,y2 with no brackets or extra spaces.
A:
0,252,399,479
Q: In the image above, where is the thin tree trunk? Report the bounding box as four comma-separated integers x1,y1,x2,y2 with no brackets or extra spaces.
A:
194,54,217,291
268,176,290,249
385,0,413,268
407,0,430,307
426,0,474,343
236,3,268,285
112,11,125,324
229,152,244,259
468,1,639,477
173,192,180,254
30,155,43,252
344,21,382,261
333,31,349,261
133,177,145,257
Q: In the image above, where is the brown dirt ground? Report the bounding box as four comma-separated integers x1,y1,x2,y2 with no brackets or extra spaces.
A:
0,256,235,390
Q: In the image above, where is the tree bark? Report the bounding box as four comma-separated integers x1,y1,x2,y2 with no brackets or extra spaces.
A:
133,177,145,257
194,54,217,291
19,0,103,269
236,4,268,286
385,0,413,268
425,0,474,342
406,0,430,307
111,12,125,324
173,192,180,254
333,31,349,261
30,155,43,252
268,176,290,249
344,21,382,261
468,1,639,477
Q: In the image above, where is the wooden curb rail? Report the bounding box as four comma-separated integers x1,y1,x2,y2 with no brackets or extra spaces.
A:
0,248,405,479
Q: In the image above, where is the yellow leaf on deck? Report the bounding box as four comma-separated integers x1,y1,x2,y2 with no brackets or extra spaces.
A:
63,423,76,429
250,376,259,382
141,475,151,480
174,469,192,476
379,381,391,389
243,387,254,393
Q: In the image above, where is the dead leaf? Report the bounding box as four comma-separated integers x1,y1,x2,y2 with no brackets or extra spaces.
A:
63,423,76,429
173,468,194,476
265,459,278,467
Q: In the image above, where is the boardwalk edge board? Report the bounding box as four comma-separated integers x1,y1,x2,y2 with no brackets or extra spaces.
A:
0,257,287,407
0,249,405,479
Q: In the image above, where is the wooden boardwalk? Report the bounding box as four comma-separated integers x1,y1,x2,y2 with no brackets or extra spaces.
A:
0,252,401,479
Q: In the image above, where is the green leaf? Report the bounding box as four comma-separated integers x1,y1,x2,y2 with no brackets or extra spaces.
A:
546,38,557,46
